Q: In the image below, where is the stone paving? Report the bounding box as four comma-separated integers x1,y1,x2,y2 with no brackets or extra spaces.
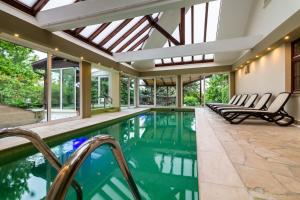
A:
199,108,300,200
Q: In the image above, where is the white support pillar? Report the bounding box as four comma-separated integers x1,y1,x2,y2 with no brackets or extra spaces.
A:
154,77,157,107
135,78,139,107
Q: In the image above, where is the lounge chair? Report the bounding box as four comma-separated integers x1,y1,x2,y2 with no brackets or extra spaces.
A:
207,94,242,110
206,95,237,108
221,93,271,117
215,94,258,114
211,94,248,112
222,92,294,126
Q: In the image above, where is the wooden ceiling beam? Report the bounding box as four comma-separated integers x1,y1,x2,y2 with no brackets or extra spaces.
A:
145,15,180,46
179,7,185,45
107,17,147,52
74,27,85,35
128,35,149,52
88,23,110,41
32,0,49,16
98,18,132,47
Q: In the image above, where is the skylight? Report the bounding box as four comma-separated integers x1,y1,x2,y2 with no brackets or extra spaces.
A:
159,0,220,66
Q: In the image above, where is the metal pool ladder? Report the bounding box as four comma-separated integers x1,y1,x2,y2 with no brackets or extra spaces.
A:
0,128,141,200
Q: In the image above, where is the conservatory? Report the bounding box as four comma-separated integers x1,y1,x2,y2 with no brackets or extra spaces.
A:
0,0,300,200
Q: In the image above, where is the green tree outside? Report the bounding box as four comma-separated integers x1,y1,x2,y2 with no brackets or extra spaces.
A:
0,40,44,108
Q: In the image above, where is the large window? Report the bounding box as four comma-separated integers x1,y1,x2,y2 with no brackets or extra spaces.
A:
292,39,300,92
183,75,203,107
205,74,229,103
156,77,176,107
121,75,136,107
91,68,110,108
50,56,80,120
0,40,47,128
139,78,154,106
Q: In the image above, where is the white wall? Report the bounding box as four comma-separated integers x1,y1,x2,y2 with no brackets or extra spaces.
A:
235,44,300,122
246,0,300,36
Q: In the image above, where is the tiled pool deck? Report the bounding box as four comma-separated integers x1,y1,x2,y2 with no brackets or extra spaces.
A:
1,108,299,200
196,108,300,200
0,108,150,151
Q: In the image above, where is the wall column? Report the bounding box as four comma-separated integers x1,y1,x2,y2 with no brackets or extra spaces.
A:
229,72,236,97
111,71,120,108
80,61,91,118
177,75,182,108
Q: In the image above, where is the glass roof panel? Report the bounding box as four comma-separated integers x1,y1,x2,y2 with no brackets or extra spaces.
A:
206,0,220,42
173,57,182,63
205,54,214,59
194,55,203,61
42,0,77,11
121,29,150,52
164,58,172,64
103,16,143,49
92,20,124,44
17,0,38,7
183,56,192,62
194,4,205,43
79,24,101,38
111,20,149,52
154,59,162,65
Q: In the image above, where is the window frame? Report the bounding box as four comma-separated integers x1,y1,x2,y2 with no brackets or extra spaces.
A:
291,38,300,93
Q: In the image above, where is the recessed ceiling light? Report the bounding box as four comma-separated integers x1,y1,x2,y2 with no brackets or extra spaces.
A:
246,61,250,64
54,48,59,51
284,35,290,40
80,56,84,60
267,47,272,51
14,33,19,38
256,55,260,58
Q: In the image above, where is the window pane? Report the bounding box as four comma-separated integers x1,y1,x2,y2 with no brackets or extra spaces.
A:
0,40,47,127
294,61,300,91
206,0,221,42
130,78,135,106
42,0,76,11
120,76,129,106
293,40,300,57
18,0,38,7
51,56,79,120
156,77,176,107
183,75,202,106
205,74,229,103
139,78,154,105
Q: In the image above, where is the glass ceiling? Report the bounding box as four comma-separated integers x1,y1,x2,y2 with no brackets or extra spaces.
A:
156,0,220,66
8,0,220,67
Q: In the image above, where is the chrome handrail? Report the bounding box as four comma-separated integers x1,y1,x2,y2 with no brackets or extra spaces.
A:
47,135,141,200
0,128,83,200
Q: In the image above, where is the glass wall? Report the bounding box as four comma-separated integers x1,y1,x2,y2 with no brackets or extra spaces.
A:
139,78,154,106
91,67,110,108
0,39,47,128
50,56,80,120
183,75,203,107
120,75,135,108
156,77,176,107
120,76,129,107
204,73,229,103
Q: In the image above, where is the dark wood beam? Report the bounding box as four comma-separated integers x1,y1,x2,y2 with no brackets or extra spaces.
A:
179,8,185,45
32,0,49,15
128,35,149,51
1,0,33,15
88,23,110,41
98,19,132,47
107,17,147,52
64,30,112,55
74,27,85,35
116,24,151,53
145,15,180,46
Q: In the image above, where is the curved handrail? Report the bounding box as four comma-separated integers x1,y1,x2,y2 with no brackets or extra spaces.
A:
47,135,141,200
0,128,83,200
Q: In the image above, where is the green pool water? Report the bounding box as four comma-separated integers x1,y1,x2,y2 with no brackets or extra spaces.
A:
0,111,198,200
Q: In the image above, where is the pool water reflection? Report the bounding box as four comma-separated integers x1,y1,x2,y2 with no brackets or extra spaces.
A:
0,111,198,200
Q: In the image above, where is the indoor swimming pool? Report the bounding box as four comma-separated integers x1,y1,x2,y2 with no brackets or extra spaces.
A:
0,111,198,200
